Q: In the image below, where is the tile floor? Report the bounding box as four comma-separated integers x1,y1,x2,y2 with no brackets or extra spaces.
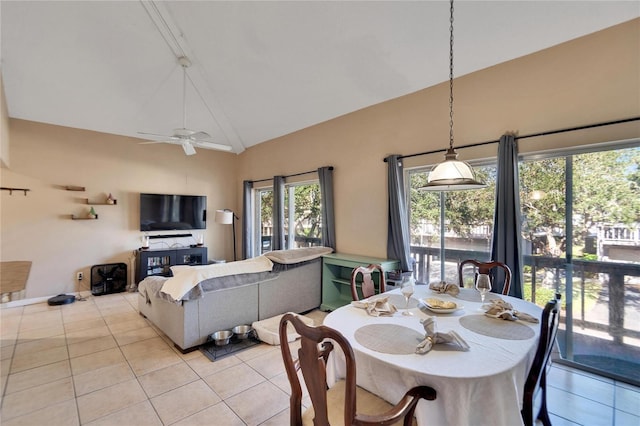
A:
1,291,638,425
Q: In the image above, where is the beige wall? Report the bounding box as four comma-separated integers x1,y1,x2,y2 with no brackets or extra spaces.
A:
1,120,238,298
238,18,639,258
1,18,639,300
1,72,10,168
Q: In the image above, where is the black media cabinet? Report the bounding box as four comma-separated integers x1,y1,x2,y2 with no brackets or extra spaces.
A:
135,246,207,283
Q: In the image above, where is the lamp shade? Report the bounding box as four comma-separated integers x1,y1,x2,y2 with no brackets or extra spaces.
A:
421,148,486,191
214,209,234,224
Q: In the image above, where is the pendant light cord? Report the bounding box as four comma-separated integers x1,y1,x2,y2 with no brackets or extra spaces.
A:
448,0,455,151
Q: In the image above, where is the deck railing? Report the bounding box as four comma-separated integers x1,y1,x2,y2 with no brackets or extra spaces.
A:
409,245,640,344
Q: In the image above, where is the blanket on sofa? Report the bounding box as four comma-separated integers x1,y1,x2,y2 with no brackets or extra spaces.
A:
263,246,333,264
161,255,274,301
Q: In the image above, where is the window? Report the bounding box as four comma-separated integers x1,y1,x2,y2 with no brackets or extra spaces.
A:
253,181,323,254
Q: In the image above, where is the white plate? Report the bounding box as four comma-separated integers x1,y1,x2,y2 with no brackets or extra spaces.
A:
418,299,463,314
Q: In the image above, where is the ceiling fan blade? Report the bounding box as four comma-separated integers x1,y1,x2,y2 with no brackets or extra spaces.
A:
191,140,233,152
137,131,174,139
181,141,197,156
138,141,166,145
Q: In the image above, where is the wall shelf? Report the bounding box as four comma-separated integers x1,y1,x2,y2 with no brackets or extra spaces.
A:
71,214,98,220
85,198,117,205
1,187,30,195
65,185,85,191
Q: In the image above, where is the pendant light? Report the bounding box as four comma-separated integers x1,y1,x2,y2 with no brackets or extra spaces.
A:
421,0,486,191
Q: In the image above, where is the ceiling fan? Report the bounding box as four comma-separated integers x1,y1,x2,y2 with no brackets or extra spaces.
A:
138,56,232,155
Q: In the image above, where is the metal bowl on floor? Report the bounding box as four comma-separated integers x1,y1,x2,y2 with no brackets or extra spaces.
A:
233,325,253,340
212,330,233,346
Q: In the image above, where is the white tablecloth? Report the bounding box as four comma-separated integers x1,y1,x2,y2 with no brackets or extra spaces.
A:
323,286,542,426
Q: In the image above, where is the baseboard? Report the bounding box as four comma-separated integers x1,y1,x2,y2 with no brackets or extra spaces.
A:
1,291,93,308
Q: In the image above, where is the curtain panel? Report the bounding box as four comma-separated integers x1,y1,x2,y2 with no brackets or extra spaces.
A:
242,180,254,259
386,155,413,272
272,175,285,251
491,134,525,298
318,166,336,250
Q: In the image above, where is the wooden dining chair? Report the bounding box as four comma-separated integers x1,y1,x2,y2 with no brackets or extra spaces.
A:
521,293,561,426
458,259,512,295
350,264,385,301
279,313,436,425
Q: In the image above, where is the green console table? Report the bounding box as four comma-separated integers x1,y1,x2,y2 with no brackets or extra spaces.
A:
320,253,400,311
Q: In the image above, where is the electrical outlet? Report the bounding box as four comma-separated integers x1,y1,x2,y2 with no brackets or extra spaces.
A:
77,272,83,281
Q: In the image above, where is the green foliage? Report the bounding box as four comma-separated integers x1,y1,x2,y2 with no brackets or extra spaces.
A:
409,166,497,237
409,147,640,258
520,158,566,236
290,184,322,238
579,253,598,261
523,271,602,313
258,184,322,241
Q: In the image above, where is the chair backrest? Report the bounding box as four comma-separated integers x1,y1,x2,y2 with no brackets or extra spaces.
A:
522,293,561,425
458,259,512,295
350,264,385,301
279,312,360,425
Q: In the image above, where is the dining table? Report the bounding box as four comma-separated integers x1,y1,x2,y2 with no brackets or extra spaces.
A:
323,285,542,426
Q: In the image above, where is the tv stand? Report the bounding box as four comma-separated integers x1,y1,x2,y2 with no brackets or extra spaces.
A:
135,246,207,283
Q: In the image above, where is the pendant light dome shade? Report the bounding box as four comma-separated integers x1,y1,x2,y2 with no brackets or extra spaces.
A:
422,148,487,191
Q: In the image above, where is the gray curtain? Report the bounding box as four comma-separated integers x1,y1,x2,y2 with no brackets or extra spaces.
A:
242,180,253,259
272,175,285,250
318,166,336,250
491,134,524,298
386,155,413,272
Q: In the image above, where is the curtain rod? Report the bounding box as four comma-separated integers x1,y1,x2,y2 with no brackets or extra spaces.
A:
249,166,333,184
383,116,640,162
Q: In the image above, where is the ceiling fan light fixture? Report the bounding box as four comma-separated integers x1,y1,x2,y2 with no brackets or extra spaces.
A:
420,0,486,192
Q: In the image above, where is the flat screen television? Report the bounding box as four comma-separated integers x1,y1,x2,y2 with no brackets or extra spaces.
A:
140,193,207,231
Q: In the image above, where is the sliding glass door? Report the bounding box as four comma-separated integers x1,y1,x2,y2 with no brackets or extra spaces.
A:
407,141,640,384
521,146,640,384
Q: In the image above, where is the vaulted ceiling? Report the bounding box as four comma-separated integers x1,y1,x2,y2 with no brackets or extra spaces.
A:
2,1,638,154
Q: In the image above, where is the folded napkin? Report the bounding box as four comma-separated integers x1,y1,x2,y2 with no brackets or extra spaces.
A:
484,299,539,323
351,296,398,317
415,317,470,354
428,281,460,296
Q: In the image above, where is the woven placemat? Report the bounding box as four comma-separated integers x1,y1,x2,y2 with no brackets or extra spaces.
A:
459,315,535,340
455,288,502,303
354,324,424,354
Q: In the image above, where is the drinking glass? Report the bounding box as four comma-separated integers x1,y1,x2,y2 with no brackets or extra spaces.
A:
401,279,415,316
475,274,492,305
